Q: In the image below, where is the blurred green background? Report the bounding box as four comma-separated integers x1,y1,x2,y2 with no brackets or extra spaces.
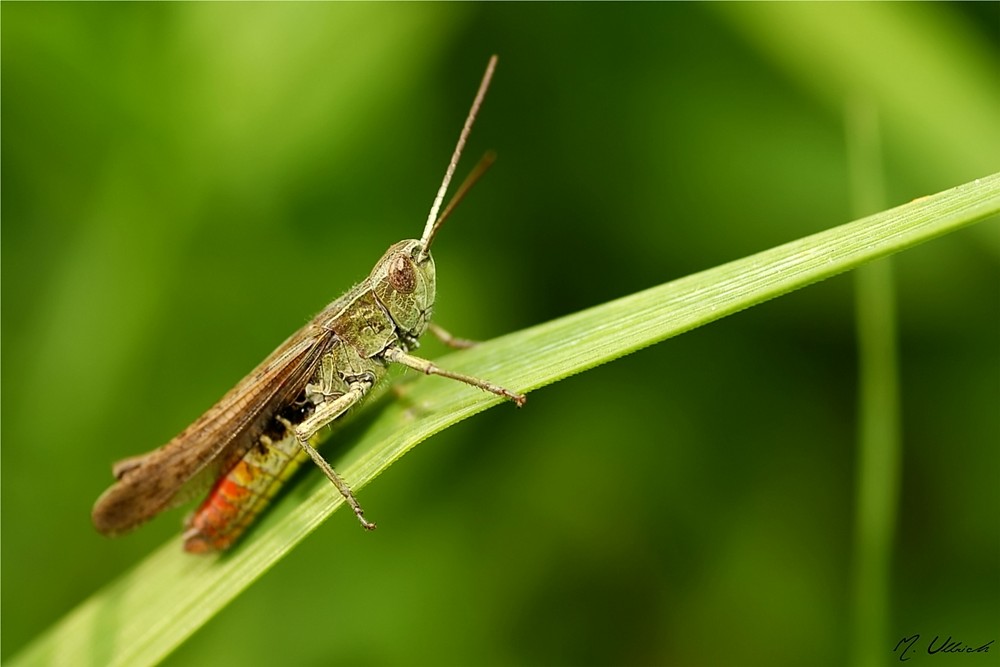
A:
3,4,998,666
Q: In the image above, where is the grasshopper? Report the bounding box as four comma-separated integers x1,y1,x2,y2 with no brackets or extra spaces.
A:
92,55,524,552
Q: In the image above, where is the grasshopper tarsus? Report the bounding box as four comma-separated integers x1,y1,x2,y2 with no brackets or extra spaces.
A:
356,512,377,531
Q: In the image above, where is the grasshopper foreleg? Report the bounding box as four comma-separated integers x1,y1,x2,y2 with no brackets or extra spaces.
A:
383,347,526,407
283,379,377,531
427,323,477,349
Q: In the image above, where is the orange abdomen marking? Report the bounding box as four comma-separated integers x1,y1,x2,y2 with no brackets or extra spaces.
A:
183,431,309,553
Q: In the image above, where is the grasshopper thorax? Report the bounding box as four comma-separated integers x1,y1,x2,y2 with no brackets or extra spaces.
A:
371,239,436,339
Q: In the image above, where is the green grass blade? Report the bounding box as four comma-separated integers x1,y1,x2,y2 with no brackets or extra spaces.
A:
10,173,1000,667
845,99,902,667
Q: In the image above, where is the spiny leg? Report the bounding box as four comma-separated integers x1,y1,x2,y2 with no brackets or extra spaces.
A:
284,380,377,530
383,347,526,407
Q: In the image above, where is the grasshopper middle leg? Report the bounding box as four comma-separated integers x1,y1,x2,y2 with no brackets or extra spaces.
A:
284,379,377,530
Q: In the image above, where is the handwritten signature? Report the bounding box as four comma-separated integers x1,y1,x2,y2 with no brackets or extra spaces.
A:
894,635,994,662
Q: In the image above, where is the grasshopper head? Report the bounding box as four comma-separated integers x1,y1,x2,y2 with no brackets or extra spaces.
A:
370,56,496,342
372,239,436,337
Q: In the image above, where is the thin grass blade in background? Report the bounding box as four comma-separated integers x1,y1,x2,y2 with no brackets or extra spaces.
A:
845,98,902,667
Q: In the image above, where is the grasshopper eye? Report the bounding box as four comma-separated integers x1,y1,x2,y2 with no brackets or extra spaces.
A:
389,254,417,294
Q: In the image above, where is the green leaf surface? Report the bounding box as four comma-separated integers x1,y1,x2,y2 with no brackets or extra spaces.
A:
11,173,1000,667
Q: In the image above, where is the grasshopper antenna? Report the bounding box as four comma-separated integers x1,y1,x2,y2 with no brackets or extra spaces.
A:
428,150,496,244
419,55,498,260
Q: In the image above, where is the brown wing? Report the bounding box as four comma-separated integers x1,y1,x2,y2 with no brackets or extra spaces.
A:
92,322,336,536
